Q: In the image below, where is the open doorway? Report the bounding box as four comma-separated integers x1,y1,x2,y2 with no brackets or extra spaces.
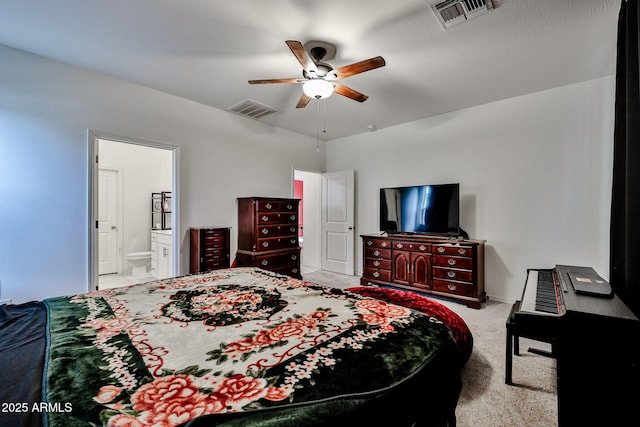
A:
294,169,356,276
88,132,180,291
294,170,322,274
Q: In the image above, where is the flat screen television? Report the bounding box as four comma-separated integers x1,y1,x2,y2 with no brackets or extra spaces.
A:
379,183,460,236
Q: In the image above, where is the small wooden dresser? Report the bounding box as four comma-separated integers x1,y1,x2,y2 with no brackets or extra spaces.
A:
189,227,230,274
236,197,301,279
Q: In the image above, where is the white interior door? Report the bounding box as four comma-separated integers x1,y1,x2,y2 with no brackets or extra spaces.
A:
98,169,118,275
321,170,355,274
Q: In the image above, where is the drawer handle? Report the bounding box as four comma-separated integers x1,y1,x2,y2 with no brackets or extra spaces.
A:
447,284,457,291
367,241,373,246
373,260,380,267
265,203,272,209
290,239,297,244
290,227,296,232
438,247,445,253
419,245,426,251
448,259,456,266
292,268,298,273
261,260,269,266
458,248,467,255
373,250,380,256
397,243,403,249
286,204,293,210
291,255,297,260
261,229,269,234
290,215,296,221
261,215,269,221
381,242,388,247
262,242,269,248
447,271,456,278
373,271,380,278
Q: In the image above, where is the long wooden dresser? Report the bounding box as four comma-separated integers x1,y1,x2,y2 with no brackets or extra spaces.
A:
236,197,301,279
361,233,486,308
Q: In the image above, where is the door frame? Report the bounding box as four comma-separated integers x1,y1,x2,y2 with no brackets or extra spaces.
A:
88,130,181,291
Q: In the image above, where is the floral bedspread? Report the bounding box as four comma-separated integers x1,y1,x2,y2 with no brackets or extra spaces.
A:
42,268,458,427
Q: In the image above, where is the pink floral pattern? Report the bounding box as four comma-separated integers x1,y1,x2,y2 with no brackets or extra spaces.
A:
47,268,452,427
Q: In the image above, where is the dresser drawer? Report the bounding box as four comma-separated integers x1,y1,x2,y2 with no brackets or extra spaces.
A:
363,238,392,249
202,235,226,247
257,224,298,238
363,268,391,282
432,255,473,269
432,266,473,283
202,247,226,260
255,251,300,269
433,244,473,256
256,236,299,251
256,200,297,212
202,229,227,238
200,259,228,271
432,278,475,297
364,247,391,259
257,212,297,225
364,258,391,270
392,241,431,252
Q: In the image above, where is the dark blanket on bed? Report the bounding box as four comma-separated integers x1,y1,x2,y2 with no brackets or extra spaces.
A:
0,302,47,427
1,268,463,427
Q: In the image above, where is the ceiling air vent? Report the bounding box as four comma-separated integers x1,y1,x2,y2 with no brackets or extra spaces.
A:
430,0,496,28
227,98,278,120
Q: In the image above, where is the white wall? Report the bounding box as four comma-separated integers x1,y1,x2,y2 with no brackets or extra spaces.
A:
0,44,325,303
326,76,615,303
0,40,615,305
99,139,172,273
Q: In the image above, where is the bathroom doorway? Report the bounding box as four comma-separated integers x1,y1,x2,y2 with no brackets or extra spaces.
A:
293,169,322,274
88,132,179,291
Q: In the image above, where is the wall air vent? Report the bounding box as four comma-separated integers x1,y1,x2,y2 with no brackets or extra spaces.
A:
227,98,278,120
430,0,496,29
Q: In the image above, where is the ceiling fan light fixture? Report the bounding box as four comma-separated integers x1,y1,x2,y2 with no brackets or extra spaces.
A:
303,79,334,99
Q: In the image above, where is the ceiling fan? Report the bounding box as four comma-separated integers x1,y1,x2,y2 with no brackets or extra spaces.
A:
248,40,386,108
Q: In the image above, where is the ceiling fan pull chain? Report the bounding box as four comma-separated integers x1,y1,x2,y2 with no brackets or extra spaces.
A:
316,100,321,152
322,99,327,134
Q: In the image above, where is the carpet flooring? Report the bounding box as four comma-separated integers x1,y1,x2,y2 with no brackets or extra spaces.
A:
303,270,557,427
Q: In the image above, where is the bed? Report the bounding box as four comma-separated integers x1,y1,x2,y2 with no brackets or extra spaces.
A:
0,267,471,427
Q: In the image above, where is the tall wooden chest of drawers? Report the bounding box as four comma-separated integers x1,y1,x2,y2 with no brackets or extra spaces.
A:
361,234,486,309
189,227,230,274
236,197,301,279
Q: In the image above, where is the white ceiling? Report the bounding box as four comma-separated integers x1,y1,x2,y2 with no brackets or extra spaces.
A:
0,0,620,140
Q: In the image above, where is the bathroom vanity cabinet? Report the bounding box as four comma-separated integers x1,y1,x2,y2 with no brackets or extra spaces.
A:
151,230,172,279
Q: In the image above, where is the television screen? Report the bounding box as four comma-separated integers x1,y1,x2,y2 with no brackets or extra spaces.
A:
380,183,460,235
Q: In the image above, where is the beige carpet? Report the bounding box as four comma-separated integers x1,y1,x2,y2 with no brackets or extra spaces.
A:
303,270,557,427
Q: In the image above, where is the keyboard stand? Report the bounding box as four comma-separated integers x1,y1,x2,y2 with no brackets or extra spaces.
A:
505,300,557,385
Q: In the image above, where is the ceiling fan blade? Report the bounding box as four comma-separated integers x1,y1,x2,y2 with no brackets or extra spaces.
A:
296,93,311,108
333,84,369,102
248,78,303,84
333,56,385,80
286,40,318,74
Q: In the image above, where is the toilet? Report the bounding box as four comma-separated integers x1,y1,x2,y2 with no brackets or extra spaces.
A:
126,251,152,277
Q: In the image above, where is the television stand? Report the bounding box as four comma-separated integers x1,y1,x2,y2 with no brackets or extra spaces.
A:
361,233,486,309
